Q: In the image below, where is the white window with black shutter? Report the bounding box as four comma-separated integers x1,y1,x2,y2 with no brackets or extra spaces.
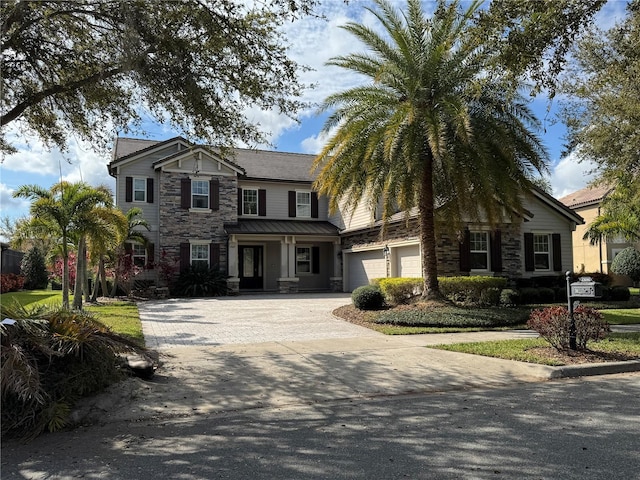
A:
179,241,221,271
181,177,220,212
125,176,154,203
295,246,320,275
459,229,502,274
289,190,318,218
238,188,267,216
524,232,562,272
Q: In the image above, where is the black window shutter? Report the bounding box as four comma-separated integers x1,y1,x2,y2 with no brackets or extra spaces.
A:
524,233,535,272
552,234,562,271
490,229,502,273
210,243,221,269
147,178,154,203
210,179,220,211
180,243,190,272
124,242,133,255
258,189,267,216
237,188,242,215
459,229,471,273
146,243,155,269
311,192,319,218
125,177,133,202
312,246,320,274
288,191,296,217
181,178,191,209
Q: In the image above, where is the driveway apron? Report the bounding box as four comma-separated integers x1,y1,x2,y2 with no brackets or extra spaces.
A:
138,293,379,349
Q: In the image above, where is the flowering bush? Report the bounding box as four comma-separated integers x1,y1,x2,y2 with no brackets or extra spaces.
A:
527,305,609,350
0,274,25,293
48,253,77,287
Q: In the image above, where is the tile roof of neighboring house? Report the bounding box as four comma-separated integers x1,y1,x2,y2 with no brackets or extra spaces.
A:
558,184,613,209
224,219,339,236
111,137,317,183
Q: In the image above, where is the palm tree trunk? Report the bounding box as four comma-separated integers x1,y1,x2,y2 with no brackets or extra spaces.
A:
419,153,441,300
72,236,86,310
61,240,70,309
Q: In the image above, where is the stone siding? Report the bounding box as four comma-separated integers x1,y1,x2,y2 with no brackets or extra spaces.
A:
158,172,238,279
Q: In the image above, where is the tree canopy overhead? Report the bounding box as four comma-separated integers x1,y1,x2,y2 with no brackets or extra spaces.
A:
1,0,316,153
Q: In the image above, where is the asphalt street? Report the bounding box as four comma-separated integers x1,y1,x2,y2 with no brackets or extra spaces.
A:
3,373,639,480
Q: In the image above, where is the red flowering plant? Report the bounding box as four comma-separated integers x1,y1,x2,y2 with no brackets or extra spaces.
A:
48,252,77,288
0,273,25,293
527,305,609,350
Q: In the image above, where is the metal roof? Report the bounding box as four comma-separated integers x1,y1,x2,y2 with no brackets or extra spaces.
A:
224,219,340,236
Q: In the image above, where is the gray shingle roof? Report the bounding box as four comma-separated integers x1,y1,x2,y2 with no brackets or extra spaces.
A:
225,219,339,236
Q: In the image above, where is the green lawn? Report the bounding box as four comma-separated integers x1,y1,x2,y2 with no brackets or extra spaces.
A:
601,308,640,325
630,287,639,296
431,333,640,366
1,289,144,345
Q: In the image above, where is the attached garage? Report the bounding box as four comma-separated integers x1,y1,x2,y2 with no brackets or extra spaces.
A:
394,244,421,278
346,249,386,291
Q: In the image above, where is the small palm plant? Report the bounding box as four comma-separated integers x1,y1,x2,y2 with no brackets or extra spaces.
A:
1,301,146,440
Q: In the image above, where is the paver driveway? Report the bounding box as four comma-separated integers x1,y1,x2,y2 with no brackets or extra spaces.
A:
138,293,380,349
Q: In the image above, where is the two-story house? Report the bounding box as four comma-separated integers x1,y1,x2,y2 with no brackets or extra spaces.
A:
559,184,638,284
109,136,584,294
109,136,342,294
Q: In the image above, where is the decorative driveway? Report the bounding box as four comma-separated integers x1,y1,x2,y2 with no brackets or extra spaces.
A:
138,293,380,349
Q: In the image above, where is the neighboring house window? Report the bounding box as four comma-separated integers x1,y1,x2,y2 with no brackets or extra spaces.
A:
192,180,209,209
132,244,147,267
534,234,550,270
243,188,258,215
191,244,209,268
296,246,312,273
133,178,146,202
470,232,489,270
296,191,311,218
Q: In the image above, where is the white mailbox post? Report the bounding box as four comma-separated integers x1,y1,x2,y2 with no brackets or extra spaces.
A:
566,272,604,350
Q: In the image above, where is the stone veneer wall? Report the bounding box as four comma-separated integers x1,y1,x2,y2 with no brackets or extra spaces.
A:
158,172,238,282
342,219,522,279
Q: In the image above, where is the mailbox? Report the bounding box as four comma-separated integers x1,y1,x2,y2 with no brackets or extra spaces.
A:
569,276,603,299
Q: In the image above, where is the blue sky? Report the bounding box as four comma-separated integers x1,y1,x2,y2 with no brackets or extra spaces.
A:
0,0,627,227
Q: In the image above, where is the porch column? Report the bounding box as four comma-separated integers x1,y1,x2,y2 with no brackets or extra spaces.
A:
228,235,238,277
280,238,289,278
330,240,343,293
288,236,297,278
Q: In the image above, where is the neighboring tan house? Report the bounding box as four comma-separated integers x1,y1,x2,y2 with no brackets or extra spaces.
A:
109,136,584,293
559,184,638,282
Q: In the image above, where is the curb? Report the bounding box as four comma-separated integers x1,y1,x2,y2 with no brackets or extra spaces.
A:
549,360,640,379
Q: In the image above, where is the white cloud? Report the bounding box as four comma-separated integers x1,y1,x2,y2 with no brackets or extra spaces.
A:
0,182,30,215
550,151,599,198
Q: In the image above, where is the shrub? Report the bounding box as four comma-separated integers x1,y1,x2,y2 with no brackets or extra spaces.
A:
479,287,501,306
500,288,520,306
21,247,49,290
1,302,145,440
527,305,609,350
377,278,423,305
352,285,384,310
172,265,229,297
0,273,25,293
611,247,640,283
538,287,556,303
375,306,529,327
519,287,540,305
609,286,631,302
439,276,507,306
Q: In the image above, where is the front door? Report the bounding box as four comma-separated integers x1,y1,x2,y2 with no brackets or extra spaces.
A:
239,246,263,290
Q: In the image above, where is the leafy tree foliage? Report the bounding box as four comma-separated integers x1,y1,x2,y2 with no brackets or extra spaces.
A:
474,0,606,96
1,0,316,152
313,0,548,299
20,246,49,290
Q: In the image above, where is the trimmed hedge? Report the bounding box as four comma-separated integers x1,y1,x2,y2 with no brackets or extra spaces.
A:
439,276,508,306
374,306,530,327
377,278,423,305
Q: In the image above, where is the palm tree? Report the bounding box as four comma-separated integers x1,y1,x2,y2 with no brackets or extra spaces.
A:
14,182,112,308
109,207,150,297
71,187,128,309
313,0,548,299
584,179,640,245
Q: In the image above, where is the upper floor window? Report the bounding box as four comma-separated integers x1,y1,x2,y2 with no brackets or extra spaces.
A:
470,232,489,270
296,191,311,218
243,188,258,215
133,178,146,202
192,180,209,209
534,234,550,270
191,243,209,268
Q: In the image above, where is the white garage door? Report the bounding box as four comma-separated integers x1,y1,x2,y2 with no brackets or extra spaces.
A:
396,245,421,278
347,250,386,291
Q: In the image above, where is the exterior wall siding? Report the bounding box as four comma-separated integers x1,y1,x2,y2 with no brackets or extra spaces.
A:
237,181,330,221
